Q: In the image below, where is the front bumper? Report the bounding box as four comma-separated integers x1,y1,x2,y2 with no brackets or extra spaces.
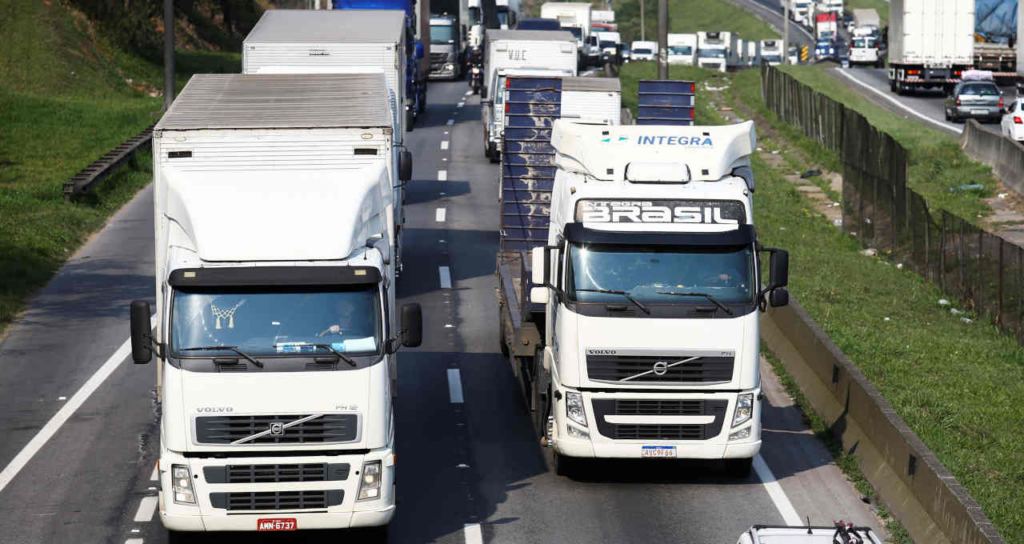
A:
159,448,395,532
430,65,459,79
550,388,761,460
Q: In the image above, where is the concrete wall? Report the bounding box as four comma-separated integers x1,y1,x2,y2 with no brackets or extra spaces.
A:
761,298,1006,544
959,120,1024,196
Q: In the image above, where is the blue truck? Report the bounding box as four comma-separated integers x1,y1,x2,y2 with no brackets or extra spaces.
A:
335,0,431,127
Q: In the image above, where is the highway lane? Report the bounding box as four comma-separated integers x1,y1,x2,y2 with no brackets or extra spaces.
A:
0,78,884,544
727,0,816,48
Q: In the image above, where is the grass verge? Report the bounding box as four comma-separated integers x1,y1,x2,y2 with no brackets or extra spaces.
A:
736,65,999,220
844,0,890,25
618,62,724,125
0,0,240,332
615,0,779,45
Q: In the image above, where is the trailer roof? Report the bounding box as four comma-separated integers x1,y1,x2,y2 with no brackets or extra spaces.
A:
156,73,393,131
487,29,577,43
562,77,620,92
244,9,404,44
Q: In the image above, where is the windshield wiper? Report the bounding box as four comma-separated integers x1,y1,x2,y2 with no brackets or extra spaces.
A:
575,288,650,315
273,343,358,368
180,346,265,368
656,291,734,315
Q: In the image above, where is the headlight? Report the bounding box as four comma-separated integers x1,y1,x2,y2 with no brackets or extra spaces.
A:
732,393,754,427
567,425,589,439
729,427,751,441
446,64,454,70
472,67,480,73
565,391,587,427
357,460,382,501
172,464,196,504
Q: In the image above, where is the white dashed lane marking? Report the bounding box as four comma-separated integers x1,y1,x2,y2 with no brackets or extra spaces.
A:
447,369,464,403
447,119,455,126
439,266,452,289
464,523,483,544
438,170,448,181
133,496,158,523
125,539,143,544
436,208,447,222
149,464,158,481
441,141,449,150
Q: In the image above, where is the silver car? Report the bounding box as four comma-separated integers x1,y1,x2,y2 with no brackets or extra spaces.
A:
945,81,1004,123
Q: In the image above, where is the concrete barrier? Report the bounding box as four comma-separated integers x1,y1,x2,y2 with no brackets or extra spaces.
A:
959,119,1024,196
761,297,1006,544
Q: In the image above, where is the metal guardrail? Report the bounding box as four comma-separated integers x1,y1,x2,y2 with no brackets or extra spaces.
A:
63,124,154,202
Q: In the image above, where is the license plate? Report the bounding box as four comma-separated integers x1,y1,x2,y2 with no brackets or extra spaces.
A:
971,109,988,115
257,518,297,532
641,446,677,458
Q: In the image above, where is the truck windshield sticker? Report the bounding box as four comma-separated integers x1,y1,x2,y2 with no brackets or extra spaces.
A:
576,199,746,224
601,135,713,147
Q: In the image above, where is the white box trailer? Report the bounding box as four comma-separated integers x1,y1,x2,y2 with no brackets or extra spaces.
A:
144,73,422,537
481,29,578,159
540,2,594,65
243,10,408,140
887,0,975,94
592,9,614,25
561,76,621,125
667,33,697,65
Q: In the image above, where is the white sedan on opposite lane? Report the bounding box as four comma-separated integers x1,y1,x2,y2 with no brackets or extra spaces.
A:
1002,97,1024,142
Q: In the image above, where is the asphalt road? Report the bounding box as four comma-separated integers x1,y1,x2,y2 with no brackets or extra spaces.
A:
0,79,884,544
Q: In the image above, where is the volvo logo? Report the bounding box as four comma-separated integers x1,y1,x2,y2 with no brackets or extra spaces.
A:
652,361,669,376
269,423,285,436
196,407,233,413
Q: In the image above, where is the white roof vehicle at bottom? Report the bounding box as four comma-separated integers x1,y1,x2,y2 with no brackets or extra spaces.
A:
738,522,884,544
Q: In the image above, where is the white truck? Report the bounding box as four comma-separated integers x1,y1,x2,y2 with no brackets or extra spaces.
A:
540,2,594,67
496,0,517,29
481,29,578,161
814,0,843,15
738,523,883,544
592,9,615,28
500,119,791,476
697,31,736,72
595,31,622,64
630,40,658,61
761,39,783,65
242,9,415,273
887,0,974,94
667,33,698,65
130,73,422,540
788,0,814,27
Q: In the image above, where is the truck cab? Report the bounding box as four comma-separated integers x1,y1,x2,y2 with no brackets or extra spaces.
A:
430,14,464,79
697,32,732,72
530,121,790,475
760,40,783,66
666,33,697,65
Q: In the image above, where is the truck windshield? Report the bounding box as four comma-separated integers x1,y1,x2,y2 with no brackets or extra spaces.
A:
852,37,874,48
469,6,481,25
564,27,583,40
668,45,693,55
567,243,755,306
431,24,456,44
600,40,617,49
497,10,508,27
633,48,652,55
698,48,725,58
763,55,782,63
171,285,381,358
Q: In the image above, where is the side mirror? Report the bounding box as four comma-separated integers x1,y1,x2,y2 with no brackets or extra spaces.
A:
530,286,549,304
130,300,153,364
770,249,789,288
481,85,488,99
401,303,423,348
531,246,547,285
770,288,790,308
399,149,413,182
414,42,425,60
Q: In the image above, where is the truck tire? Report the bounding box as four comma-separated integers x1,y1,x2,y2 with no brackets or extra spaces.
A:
533,360,551,439
498,314,510,358
724,457,753,478
405,108,414,132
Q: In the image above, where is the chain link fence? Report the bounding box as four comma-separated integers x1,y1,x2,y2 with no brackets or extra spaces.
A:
761,64,1024,344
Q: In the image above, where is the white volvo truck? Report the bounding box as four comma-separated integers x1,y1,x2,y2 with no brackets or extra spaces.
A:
129,73,422,540
499,119,790,477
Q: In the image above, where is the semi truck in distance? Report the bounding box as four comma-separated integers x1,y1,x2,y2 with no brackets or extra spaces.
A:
666,33,698,65
887,0,975,94
760,39,783,65
496,0,518,29
495,78,790,477
430,14,464,79
131,73,422,540
241,9,416,271
697,31,736,72
481,30,578,161
540,2,594,67
787,0,813,27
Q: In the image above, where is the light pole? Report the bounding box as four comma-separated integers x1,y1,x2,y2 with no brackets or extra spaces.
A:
783,2,790,64
657,0,668,78
639,0,645,42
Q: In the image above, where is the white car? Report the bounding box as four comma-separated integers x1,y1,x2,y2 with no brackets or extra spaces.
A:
1001,97,1024,142
630,40,657,61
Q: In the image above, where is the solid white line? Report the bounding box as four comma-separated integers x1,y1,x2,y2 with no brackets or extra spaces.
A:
133,496,159,523
437,170,448,181
834,69,960,134
439,266,452,289
436,208,447,222
464,522,483,544
753,454,803,525
465,90,473,96
447,368,464,403
441,140,450,150
149,464,158,481
0,316,157,494
446,119,455,126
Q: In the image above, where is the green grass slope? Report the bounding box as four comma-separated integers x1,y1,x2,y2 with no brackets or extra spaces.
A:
0,0,240,331
615,0,779,45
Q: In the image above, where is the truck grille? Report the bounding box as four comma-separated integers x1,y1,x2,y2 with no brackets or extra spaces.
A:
586,354,734,384
209,490,344,511
591,399,728,441
430,52,448,69
203,463,350,484
194,414,358,445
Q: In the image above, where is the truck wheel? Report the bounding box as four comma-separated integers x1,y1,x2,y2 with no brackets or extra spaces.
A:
405,108,414,132
498,315,510,358
533,362,551,439
724,457,753,478
418,88,427,115
489,145,500,164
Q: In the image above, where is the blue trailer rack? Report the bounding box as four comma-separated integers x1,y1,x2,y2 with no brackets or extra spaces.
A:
636,79,696,126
